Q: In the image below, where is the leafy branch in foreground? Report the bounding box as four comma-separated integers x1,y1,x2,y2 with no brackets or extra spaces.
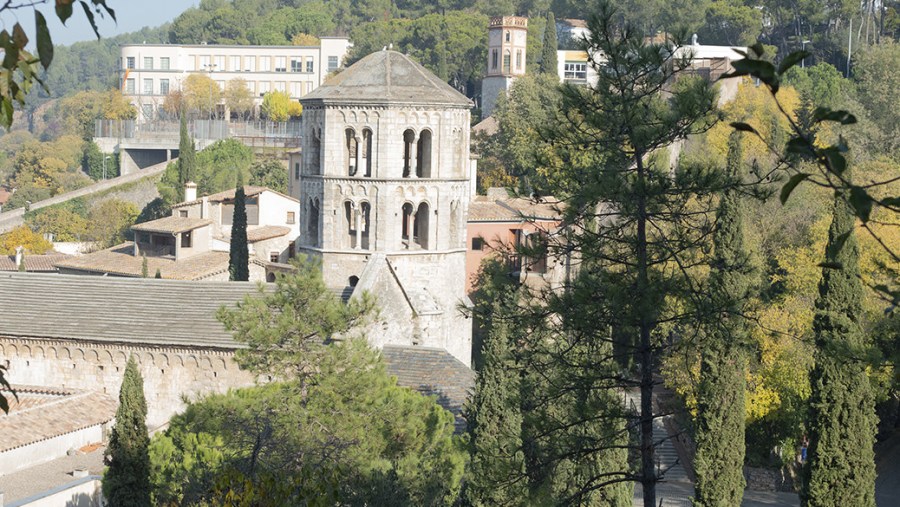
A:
0,0,115,128
724,44,900,308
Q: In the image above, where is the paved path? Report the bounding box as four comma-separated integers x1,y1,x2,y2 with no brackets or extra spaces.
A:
628,389,800,507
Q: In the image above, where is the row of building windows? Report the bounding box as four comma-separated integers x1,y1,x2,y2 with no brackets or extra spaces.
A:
125,78,315,98
563,61,587,81
125,55,339,73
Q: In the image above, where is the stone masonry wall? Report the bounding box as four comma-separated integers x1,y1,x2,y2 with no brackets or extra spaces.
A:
0,337,254,428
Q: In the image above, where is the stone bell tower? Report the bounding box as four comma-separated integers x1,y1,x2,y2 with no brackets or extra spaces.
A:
298,50,474,366
481,15,528,118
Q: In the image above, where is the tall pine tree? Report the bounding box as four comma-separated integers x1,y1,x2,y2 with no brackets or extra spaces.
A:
693,132,752,505
228,173,249,281
539,12,558,75
103,356,151,507
177,113,196,201
465,306,528,506
803,187,877,506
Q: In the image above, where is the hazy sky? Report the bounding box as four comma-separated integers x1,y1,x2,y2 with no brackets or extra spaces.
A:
1,1,200,46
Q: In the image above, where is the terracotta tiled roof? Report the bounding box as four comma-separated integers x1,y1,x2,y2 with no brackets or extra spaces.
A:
0,187,12,206
246,225,292,242
0,254,70,272
468,191,563,222
131,216,212,234
54,242,231,280
0,386,116,452
0,272,266,348
382,345,475,432
472,116,498,135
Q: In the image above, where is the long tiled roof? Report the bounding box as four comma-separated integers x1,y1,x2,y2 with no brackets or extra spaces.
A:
131,216,212,234
0,273,264,348
172,186,299,209
303,50,472,107
0,254,70,272
0,385,117,452
382,345,474,432
468,194,563,222
246,225,292,243
54,243,231,280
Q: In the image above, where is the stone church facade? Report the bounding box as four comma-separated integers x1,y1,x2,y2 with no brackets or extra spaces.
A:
298,50,474,366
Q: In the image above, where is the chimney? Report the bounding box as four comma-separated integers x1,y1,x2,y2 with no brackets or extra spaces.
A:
201,196,209,219
184,181,198,203
14,246,23,270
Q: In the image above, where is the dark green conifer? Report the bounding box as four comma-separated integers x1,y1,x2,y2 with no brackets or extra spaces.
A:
803,186,877,506
177,113,196,201
141,254,148,278
539,12,558,75
465,305,528,506
228,173,249,282
693,132,751,506
103,356,151,507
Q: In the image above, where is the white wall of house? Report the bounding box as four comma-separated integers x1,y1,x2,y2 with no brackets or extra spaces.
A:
0,425,104,475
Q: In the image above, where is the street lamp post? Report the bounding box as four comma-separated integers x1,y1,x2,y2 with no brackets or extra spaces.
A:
801,39,811,68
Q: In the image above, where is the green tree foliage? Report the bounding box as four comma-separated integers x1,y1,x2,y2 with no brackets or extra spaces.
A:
178,113,196,188
224,78,254,120
0,225,52,255
88,199,140,248
249,157,288,194
141,254,149,278
803,190,877,506
103,356,151,507
149,341,465,506
474,73,562,192
81,141,119,181
2,134,92,211
182,73,222,118
539,11,558,75
260,90,302,121
465,307,528,506
698,0,763,46
27,206,89,242
693,132,753,506
218,258,376,381
228,176,249,282
159,138,255,207
44,89,136,140
520,5,720,504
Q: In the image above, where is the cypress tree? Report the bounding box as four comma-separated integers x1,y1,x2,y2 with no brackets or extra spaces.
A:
693,132,751,506
465,305,528,506
177,113,196,201
228,173,249,282
539,12,558,75
103,356,151,507
140,254,148,278
803,186,877,506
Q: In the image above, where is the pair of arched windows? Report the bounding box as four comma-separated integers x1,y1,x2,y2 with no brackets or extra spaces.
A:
401,202,430,250
343,200,371,250
402,129,432,178
345,128,372,177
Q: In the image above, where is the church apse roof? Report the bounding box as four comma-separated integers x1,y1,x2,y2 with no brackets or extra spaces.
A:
302,50,472,108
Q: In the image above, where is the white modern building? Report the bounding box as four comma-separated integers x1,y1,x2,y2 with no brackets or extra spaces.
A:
119,38,351,121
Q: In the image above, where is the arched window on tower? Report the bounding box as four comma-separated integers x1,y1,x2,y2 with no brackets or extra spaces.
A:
345,128,358,176
308,197,320,246
344,201,356,249
310,128,322,175
362,128,373,177
402,129,416,178
401,202,414,248
503,50,511,74
361,202,371,250
416,130,432,178
414,202,430,250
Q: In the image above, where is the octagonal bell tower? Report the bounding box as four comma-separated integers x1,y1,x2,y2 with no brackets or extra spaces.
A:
299,50,474,365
